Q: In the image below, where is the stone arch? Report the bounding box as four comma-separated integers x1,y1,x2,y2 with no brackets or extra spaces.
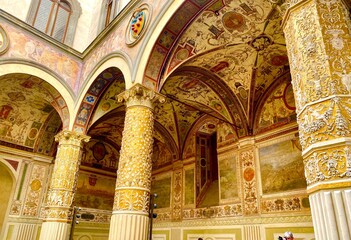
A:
0,160,16,238
134,0,185,88
74,55,131,133
0,62,74,130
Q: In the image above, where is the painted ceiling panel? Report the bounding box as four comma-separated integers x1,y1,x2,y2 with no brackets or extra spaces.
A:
154,101,179,147
91,80,126,124
163,75,232,122
0,74,62,150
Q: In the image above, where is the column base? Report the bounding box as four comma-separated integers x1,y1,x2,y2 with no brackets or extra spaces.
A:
310,188,351,240
39,222,71,240
109,213,149,240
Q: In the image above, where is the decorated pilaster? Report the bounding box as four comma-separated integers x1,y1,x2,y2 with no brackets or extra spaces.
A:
109,84,165,240
282,0,351,239
172,161,183,221
39,130,90,240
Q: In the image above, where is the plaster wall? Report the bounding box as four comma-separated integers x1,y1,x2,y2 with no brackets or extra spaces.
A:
0,0,31,21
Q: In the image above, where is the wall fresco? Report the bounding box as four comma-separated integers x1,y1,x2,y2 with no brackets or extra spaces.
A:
152,139,173,170
184,168,195,206
2,23,82,92
259,139,306,194
257,81,296,133
151,177,171,209
75,172,115,210
82,139,120,172
0,74,63,150
219,154,238,200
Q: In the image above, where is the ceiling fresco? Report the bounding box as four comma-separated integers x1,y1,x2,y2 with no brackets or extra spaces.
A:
0,73,64,155
86,0,293,164
142,0,291,147
0,0,296,173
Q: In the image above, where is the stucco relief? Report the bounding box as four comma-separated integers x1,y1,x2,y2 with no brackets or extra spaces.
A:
22,164,48,217
172,170,182,220
43,131,90,221
113,86,163,213
283,0,351,186
304,145,351,184
240,149,258,215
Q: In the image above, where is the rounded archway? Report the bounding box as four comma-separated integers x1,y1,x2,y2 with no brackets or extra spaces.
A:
0,161,15,236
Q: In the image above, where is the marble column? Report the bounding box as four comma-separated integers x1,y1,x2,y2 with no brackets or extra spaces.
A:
282,0,351,239
109,84,164,240
39,130,90,240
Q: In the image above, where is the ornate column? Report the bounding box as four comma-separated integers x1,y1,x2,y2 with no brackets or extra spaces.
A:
282,0,351,239
109,84,164,240
39,131,90,240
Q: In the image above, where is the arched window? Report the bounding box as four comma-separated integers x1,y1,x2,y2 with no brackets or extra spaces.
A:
98,0,119,32
27,0,81,45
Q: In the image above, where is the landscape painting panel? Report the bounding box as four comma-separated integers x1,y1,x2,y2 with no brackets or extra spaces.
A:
259,139,306,194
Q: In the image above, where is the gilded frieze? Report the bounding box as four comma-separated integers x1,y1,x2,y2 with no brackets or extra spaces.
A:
261,195,310,213
182,203,242,219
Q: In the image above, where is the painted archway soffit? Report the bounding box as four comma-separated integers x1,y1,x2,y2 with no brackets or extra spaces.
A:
73,67,126,134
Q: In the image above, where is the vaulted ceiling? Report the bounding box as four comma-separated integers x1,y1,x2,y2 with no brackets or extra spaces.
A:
0,0,294,170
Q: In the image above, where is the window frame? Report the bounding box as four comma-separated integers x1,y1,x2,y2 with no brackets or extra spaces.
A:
26,0,81,45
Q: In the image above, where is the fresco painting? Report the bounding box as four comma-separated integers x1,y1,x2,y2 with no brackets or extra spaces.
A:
4,24,81,91
75,173,115,210
0,75,61,149
91,80,125,123
36,112,61,155
217,122,237,147
152,139,173,170
184,169,195,205
219,155,238,200
259,139,306,194
151,177,171,208
183,133,196,159
258,82,296,132
83,139,120,171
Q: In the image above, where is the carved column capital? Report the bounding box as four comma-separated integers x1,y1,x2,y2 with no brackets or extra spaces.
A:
55,130,90,146
117,83,165,109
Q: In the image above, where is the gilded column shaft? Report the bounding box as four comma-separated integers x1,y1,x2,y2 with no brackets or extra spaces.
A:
109,84,164,240
43,130,90,221
283,1,351,239
113,105,154,214
283,0,351,185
